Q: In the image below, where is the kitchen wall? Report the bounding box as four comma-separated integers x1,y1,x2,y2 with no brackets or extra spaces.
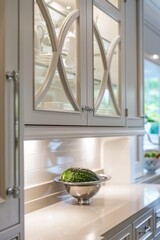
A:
24,136,142,213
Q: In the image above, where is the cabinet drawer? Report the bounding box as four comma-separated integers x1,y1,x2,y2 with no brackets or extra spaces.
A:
133,210,153,240
7,236,19,240
102,224,132,240
109,224,132,240
154,203,160,236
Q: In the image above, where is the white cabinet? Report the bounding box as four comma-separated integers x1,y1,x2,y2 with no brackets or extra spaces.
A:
133,209,153,240
0,0,23,239
108,224,132,240
22,0,143,128
101,200,160,240
125,0,144,128
154,202,160,238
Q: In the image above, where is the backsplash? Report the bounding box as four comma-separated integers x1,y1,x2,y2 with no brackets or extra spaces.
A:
24,137,102,213
24,138,102,188
24,136,140,213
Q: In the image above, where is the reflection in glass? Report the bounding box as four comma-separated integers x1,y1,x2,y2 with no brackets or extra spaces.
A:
106,0,120,9
34,0,80,112
93,5,121,116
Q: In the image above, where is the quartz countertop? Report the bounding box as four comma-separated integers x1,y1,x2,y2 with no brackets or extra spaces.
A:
25,183,160,240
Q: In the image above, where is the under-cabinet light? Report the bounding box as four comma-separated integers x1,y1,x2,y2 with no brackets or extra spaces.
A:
66,5,71,10
152,54,159,60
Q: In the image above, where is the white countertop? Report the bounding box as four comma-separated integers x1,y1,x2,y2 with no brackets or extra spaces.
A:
25,183,160,240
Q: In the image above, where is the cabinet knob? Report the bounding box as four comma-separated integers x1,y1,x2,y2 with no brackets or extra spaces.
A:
88,107,95,113
82,105,89,112
6,186,20,198
81,106,94,112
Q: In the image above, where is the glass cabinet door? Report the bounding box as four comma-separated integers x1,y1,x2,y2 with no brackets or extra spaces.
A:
34,0,81,112
23,0,87,125
24,0,126,126
88,0,126,126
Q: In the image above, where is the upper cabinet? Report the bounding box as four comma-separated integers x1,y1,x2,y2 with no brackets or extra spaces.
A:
22,0,144,127
125,0,144,128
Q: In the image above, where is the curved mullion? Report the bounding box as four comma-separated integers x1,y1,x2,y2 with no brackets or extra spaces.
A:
94,24,121,115
94,23,109,112
36,0,58,51
107,35,121,115
58,57,80,111
35,0,59,106
57,10,81,111
107,35,120,70
58,10,79,49
35,1,80,110
108,73,121,115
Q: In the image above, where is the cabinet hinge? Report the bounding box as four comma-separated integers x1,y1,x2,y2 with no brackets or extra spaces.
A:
125,108,128,117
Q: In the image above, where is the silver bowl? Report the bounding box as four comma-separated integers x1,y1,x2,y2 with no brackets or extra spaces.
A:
54,174,111,205
144,157,160,173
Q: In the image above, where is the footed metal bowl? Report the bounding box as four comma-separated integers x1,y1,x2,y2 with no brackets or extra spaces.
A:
54,174,111,205
144,157,160,173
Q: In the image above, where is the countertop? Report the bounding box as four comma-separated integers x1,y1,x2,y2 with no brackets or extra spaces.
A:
25,183,160,240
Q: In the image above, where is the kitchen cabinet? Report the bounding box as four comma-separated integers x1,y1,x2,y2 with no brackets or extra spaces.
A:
8,237,19,240
25,184,160,240
0,0,23,239
22,0,143,128
133,209,153,240
101,201,160,240
125,0,144,128
154,202,160,238
108,224,132,240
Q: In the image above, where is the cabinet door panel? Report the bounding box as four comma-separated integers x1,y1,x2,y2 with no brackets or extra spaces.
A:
109,225,132,240
88,0,126,126
133,209,153,240
126,0,144,127
34,0,80,112
101,224,132,240
23,0,87,125
0,0,20,232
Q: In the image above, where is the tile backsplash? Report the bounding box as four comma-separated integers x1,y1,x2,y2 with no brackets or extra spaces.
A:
24,138,102,188
24,136,138,213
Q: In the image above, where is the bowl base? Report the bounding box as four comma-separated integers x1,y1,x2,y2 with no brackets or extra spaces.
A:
78,198,91,205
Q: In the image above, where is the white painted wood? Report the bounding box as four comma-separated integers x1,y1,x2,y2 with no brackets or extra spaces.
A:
108,224,132,240
87,0,126,126
0,0,23,239
23,0,137,128
23,0,87,125
126,0,144,127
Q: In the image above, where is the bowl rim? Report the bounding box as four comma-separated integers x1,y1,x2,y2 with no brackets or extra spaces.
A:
54,174,111,186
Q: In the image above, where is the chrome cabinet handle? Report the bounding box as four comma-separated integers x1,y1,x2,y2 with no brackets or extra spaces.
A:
82,105,90,112
138,225,150,235
82,106,94,112
6,186,20,199
88,107,95,113
6,71,20,199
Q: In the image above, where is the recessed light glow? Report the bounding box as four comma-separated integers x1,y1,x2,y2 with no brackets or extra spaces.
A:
66,5,71,10
152,54,159,60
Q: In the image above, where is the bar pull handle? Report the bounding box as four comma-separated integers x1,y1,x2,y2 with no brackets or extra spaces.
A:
6,71,20,198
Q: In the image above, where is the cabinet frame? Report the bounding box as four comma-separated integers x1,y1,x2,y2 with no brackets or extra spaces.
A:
22,0,143,128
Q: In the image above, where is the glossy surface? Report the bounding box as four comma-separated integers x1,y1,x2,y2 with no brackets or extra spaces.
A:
25,183,160,240
34,0,80,112
93,4,121,117
54,175,111,205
